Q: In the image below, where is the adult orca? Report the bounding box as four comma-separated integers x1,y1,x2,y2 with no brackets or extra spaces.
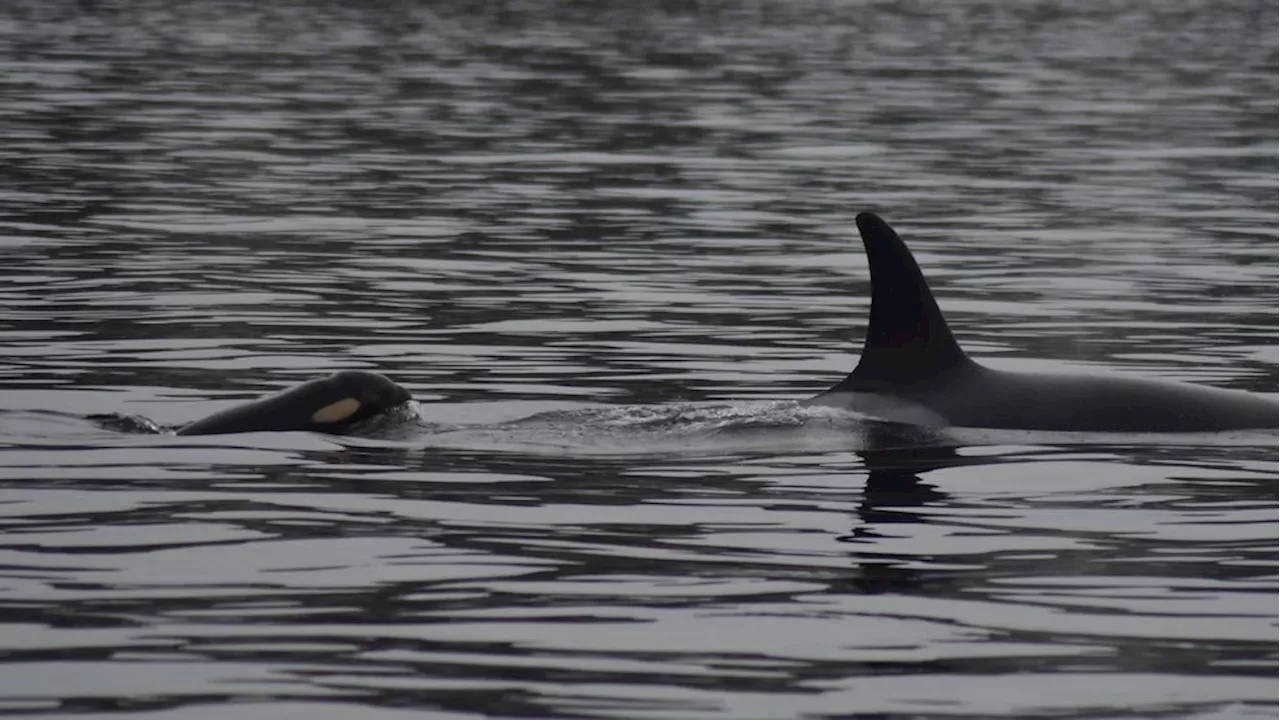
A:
806,213,1277,432
176,370,412,436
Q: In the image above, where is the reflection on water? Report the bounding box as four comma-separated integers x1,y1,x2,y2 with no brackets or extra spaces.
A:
0,0,1275,718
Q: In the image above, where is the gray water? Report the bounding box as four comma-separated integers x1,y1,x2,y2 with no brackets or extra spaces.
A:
0,1,1276,718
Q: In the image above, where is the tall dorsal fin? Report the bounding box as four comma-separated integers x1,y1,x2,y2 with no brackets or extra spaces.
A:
831,212,973,391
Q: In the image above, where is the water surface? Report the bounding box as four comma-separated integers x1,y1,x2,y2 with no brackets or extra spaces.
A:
0,1,1276,718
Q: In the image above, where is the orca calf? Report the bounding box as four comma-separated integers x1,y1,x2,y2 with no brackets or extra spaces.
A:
176,370,411,436
807,213,1277,432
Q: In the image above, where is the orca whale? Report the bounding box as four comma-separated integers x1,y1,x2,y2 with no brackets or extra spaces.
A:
176,370,411,436
806,213,1277,432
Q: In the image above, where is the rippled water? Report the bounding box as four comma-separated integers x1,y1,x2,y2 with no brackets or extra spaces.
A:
0,1,1276,718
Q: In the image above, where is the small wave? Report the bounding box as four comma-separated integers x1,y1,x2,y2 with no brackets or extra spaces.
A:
392,401,948,456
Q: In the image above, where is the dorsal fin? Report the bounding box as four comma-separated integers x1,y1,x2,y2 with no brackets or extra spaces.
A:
830,212,973,392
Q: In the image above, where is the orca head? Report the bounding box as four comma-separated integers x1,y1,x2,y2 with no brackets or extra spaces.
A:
176,370,413,436
309,370,413,432
820,212,975,396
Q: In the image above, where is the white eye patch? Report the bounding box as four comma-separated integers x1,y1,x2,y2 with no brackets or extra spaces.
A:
311,397,362,424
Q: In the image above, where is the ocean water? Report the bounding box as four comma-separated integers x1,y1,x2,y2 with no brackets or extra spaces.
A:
0,1,1275,718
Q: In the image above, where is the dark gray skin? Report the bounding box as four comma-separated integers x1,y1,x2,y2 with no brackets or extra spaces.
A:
807,213,1277,432
176,370,412,436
